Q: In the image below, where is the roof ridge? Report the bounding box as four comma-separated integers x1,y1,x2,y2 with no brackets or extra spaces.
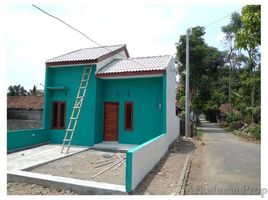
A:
46,44,127,63
128,55,171,59
82,44,126,50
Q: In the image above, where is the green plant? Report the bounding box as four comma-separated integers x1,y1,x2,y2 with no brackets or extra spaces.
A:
249,124,261,139
226,114,242,123
196,129,204,137
229,121,244,131
179,111,185,120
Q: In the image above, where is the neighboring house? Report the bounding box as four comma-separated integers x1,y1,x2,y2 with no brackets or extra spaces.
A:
41,44,179,146
7,96,43,130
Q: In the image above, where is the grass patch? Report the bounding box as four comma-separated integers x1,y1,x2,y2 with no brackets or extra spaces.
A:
196,128,204,139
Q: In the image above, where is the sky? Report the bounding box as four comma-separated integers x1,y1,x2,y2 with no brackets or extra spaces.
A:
3,1,252,90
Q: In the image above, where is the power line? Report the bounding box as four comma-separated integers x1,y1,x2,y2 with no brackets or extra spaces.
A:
204,7,243,28
32,4,151,68
32,4,103,47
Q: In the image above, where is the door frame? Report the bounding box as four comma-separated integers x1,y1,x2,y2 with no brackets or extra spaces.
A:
103,102,119,141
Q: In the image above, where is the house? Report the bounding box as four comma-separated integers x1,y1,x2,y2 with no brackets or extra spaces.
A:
7,96,43,130
41,44,179,147
7,44,180,193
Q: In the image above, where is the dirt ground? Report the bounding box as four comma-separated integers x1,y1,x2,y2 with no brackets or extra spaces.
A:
7,138,198,195
29,150,126,185
7,182,77,195
133,138,197,195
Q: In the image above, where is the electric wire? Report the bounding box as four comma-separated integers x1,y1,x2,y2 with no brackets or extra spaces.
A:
32,4,154,69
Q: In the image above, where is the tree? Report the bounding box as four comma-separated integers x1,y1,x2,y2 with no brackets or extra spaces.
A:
176,26,224,119
29,85,38,96
221,12,243,114
7,85,28,96
236,5,261,50
235,5,261,123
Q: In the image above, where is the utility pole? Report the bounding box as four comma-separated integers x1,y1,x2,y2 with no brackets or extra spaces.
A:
185,28,191,137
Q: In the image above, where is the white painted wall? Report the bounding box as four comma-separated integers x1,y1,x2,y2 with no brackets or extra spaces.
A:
128,56,181,191
166,56,180,145
96,50,128,72
131,134,167,190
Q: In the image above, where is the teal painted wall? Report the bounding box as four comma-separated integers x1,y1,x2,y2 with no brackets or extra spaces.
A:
7,129,49,152
102,77,164,144
44,65,97,146
43,64,166,146
94,78,104,143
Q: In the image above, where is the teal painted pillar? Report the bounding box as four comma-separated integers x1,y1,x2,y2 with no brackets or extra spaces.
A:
42,65,51,130
162,73,167,133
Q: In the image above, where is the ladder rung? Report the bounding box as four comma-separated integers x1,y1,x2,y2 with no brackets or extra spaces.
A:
61,66,91,154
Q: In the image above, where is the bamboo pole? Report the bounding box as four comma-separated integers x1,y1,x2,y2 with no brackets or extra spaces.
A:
95,157,116,164
116,155,126,166
91,159,122,178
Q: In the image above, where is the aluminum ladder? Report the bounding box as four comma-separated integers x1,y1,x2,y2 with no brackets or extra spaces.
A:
61,66,92,154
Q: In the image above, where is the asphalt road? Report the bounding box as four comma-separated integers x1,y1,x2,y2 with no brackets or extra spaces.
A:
185,120,261,195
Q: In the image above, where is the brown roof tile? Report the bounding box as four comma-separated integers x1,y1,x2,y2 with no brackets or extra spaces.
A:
7,96,43,110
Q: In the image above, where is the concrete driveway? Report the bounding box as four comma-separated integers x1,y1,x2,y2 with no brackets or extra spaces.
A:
185,120,260,195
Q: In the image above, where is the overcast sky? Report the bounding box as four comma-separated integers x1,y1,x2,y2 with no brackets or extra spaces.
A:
5,1,245,90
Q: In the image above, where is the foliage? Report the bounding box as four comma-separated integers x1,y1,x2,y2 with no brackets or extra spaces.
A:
175,5,260,130
248,124,261,139
7,85,28,96
29,85,38,96
7,84,44,97
176,26,224,119
233,123,261,140
226,114,242,123
236,5,261,50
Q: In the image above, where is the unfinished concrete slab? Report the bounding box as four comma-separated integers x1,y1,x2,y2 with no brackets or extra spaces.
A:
7,144,88,171
92,142,137,152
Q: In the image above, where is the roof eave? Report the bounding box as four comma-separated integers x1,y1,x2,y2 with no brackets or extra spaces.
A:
96,69,166,78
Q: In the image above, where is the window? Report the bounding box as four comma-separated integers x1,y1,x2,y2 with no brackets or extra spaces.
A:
124,102,133,131
52,101,66,129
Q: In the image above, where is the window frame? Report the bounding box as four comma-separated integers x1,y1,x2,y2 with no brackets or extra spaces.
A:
51,101,66,129
124,102,133,131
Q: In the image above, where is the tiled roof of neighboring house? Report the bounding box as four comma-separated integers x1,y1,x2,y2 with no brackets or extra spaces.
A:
219,103,231,116
97,55,171,74
7,96,43,110
46,44,129,66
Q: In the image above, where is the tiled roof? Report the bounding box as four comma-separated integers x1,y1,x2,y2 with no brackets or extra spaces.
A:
97,55,171,74
46,44,128,64
7,96,43,110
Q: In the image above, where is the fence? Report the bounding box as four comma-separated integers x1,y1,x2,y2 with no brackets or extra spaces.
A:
7,129,49,153
125,134,169,192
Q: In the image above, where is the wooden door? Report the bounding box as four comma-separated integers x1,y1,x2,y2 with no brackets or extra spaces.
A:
104,102,119,141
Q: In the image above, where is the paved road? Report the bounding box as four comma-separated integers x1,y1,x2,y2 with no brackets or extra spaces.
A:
185,120,260,195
